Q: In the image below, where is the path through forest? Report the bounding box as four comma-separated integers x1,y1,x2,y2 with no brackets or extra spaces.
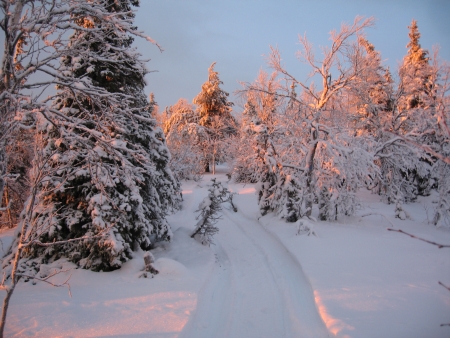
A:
179,175,330,338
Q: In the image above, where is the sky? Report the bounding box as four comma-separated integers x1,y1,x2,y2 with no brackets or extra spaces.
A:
135,0,450,113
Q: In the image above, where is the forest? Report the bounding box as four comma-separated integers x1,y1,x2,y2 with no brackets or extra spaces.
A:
0,1,449,337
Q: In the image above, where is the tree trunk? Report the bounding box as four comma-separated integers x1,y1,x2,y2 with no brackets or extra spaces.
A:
0,1,25,208
0,149,6,211
0,288,14,338
305,129,318,217
0,219,25,338
4,184,13,228
212,148,216,175
0,186,34,338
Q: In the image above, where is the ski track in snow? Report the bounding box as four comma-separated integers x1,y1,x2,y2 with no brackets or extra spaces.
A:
180,180,330,338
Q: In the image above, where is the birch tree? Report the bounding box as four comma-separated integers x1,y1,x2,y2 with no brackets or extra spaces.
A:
256,16,375,219
162,98,204,181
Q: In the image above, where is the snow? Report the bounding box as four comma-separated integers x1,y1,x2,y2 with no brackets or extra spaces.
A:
1,167,449,337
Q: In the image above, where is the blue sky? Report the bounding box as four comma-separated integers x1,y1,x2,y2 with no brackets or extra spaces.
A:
135,0,450,112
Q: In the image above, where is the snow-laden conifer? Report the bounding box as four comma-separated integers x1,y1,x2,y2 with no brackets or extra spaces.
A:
233,101,261,183
193,62,237,173
244,105,279,216
6,0,181,273
191,179,234,245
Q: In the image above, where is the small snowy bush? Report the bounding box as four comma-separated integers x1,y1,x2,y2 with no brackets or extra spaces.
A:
191,179,234,245
296,218,317,237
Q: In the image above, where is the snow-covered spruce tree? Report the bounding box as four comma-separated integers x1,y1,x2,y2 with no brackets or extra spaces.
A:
431,62,450,227
345,37,417,211
389,22,449,226
269,167,303,222
246,105,279,216
191,178,233,245
399,20,435,115
193,62,237,173
349,37,394,139
10,0,181,273
0,1,179,334
395,20,438,199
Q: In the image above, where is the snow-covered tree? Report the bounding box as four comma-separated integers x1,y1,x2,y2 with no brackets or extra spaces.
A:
399,20,435,114
256,17,376,220
244,70,283,134
191,178,233,245
243,103,279,216
233,71,285,183
398,54,450,227
344,37,417,209
162,98,204,181
233,98,305,221
0,128,33,229
0,0,183,336
233,101,261,183
4,0,181,274
193,62,237,172
0,0,158,211
395,20,438,200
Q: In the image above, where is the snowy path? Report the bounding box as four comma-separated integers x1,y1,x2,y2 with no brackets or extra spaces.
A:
180,184,330,338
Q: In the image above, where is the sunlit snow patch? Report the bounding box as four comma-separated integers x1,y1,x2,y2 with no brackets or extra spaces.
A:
314,290,355,337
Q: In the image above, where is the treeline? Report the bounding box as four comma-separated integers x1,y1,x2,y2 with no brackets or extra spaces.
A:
161,17,450,226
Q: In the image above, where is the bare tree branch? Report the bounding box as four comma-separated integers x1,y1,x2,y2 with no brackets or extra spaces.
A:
387,229,450,248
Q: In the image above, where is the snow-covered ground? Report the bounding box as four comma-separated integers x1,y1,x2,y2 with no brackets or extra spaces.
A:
1,167,449,337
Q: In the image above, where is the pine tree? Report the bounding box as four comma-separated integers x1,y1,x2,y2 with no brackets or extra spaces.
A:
11,0,181,272
249,107,279,216
346,38,418,204
397,20,438,201
193,62,236,172
191,178,233,245
401,19,433,111
234,100,278,215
